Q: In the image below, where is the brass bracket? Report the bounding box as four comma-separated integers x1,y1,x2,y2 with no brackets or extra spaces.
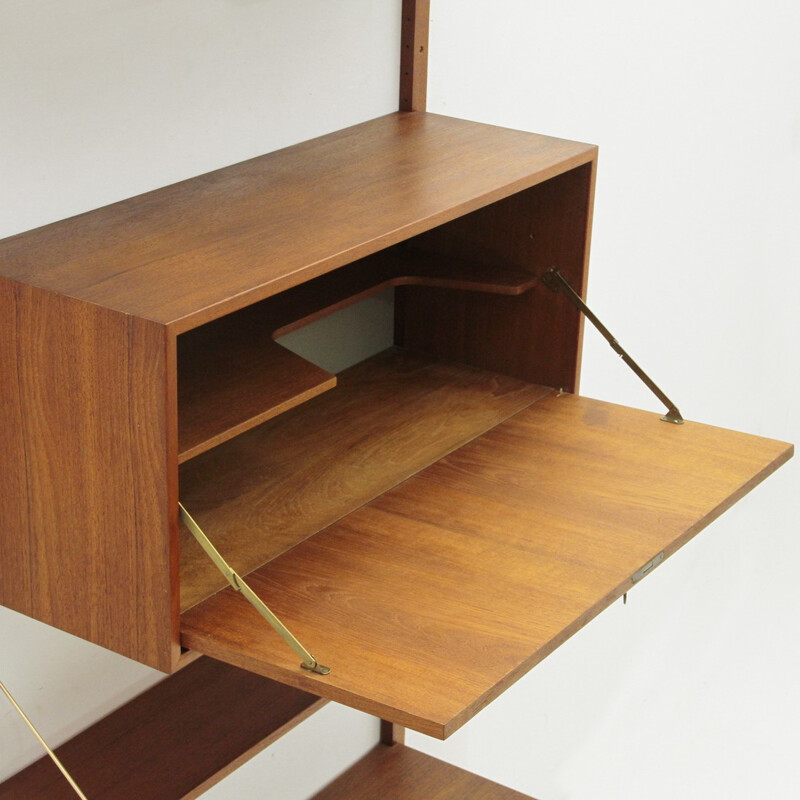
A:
179,503,330,675
0,678,89,799
542,268,684,424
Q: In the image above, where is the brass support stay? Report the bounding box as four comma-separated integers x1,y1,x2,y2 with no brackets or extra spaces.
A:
0,679,88,800
542,268,684,424
179,503,330,675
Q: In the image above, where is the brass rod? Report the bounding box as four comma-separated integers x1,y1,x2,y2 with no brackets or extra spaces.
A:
178,503,330,675
542,268,684,424
0,679,89,800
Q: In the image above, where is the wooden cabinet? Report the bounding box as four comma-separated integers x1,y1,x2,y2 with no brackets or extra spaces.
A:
0,4,792,798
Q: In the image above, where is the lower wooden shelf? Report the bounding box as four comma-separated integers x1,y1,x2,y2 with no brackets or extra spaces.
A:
0,658,323,800
0,663,534,800
311,744,534,799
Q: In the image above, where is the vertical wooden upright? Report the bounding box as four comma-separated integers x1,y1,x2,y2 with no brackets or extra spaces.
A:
400,0,430,111
388,0,431,745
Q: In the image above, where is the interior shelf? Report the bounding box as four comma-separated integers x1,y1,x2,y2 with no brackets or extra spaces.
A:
178,335,337,463
180,383,790,738
263,248,542,342
179,348,550,609
311,744,535,800
176,248,541,463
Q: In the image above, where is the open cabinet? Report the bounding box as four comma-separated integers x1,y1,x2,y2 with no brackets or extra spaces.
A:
0,3,792,797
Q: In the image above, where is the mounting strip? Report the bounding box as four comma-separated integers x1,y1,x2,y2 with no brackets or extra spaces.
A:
542,268,684,424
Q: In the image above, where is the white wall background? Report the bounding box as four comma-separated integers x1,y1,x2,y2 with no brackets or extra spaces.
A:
1,1,798,798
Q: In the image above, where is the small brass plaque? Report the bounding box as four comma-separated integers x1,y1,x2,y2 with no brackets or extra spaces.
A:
632,551,664,583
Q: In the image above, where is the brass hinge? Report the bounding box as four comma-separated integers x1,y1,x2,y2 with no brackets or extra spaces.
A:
542,268,684,424
0,679,89,799
179,503,330,675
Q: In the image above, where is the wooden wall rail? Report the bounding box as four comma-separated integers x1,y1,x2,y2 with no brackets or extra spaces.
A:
400,0,430,111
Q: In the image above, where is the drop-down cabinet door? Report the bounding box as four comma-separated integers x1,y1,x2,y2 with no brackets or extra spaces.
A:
179,375,791,739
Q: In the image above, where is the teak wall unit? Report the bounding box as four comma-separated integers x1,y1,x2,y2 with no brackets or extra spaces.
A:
0,3,793,797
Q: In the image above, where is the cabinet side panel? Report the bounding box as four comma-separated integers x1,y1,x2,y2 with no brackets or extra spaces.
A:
0,279,33,610
397,161,596,391
129,316,179,670
9,285,174,670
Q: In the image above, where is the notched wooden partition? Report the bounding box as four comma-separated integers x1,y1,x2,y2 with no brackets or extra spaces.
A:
176,245,543,463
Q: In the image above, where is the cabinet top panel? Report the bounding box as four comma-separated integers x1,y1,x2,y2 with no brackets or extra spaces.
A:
0,113,595,330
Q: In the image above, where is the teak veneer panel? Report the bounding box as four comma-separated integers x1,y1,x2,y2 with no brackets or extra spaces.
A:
178,349,551,610
0,658,324,800
400,0,430,112
0,280,28,611
312,744,534,800
0,113,595,331
181,394,792,738
176,249,540,462
178,336,337,463
398,163,595,393
0,280,175,669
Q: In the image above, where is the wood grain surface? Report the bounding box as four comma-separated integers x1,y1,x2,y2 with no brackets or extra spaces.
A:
0,658,324,800
0,282,175,669
0,113,595,331
178,335,336,463
380,719,406,746
398,162,596,393
312,744,534,800
181,393,792,738
0,279,29,610
179,349,550,610
400,0,430,112
176,247,540,462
